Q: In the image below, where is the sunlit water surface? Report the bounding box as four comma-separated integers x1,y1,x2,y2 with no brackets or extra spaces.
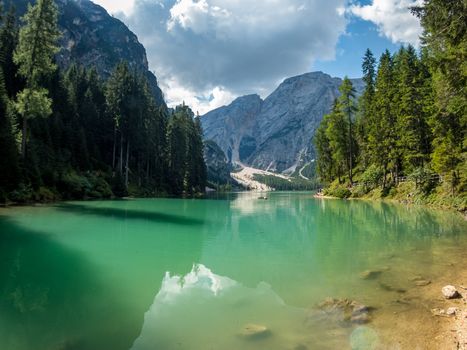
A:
0,193,466,350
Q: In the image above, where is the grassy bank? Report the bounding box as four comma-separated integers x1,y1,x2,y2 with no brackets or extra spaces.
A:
323,180,466,213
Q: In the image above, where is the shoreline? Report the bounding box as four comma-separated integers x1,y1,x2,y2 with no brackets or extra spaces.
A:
314,192,467,218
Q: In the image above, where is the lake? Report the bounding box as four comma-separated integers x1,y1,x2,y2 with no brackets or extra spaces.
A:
0,193,466,350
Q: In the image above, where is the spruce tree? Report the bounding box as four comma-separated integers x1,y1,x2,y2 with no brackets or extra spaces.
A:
357,49,376,167
315,113,334,183
0,56,20,196
13,0,60,158
325,100,349,184
338,77,357,183
371,50,396,187
0,4,22,98
413,0,465,192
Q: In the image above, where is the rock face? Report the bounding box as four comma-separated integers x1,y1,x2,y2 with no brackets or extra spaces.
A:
202,72,364,173
12,0,165,106
204,140,233,185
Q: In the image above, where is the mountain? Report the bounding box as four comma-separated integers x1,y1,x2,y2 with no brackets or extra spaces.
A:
11,0,165,105
203,140,233,186
202,72,364,174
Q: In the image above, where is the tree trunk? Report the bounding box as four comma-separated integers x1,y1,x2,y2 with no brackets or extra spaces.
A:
348,113,353,184
125,140,130,189
112,125,117,170
21,117,27,158
119,133,123,175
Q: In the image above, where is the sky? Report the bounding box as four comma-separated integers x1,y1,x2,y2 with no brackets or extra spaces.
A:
92,0,423,114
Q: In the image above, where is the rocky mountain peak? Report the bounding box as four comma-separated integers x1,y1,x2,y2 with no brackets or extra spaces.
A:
11,0,165,106
202,72,364,174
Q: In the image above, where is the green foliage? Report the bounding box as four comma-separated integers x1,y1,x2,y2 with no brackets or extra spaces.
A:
166,105,206,195
13,0,60,158
408,166,438,194
14,0,60,83
0,3,207,201
14,87,52,119
323,183,351,199
360,164,384,191
315,0,466,209
252,175,318,191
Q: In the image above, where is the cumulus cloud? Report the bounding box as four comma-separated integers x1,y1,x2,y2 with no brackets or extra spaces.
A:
93,0,136,15
119,0,347,113
350,0,423,47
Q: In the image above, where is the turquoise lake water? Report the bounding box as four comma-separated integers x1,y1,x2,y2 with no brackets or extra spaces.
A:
0,192,466,349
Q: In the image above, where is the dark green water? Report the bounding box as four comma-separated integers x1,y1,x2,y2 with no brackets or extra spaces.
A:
0,193,466,350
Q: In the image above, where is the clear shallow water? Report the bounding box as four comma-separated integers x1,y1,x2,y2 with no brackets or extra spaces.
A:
0,193,466,350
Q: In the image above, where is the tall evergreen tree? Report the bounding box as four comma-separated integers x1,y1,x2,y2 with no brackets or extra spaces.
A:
315,113,334,184
0,51,20,196
0,4,22,98
413,0,466,192
13,0,60,158
356,49,376,167
326,100,349,184
371,50,397,187
393,45,431,172
338,77,357,183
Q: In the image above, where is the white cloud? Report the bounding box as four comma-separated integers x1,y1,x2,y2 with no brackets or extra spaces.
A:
120,0,348,113
161,79,235,115
92,0,136,16
350,0,423,47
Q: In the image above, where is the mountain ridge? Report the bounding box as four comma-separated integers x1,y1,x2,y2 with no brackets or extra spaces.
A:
11,0,165,106
201,71,364,174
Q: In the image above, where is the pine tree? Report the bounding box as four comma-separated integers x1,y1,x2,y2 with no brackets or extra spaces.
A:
315,113,334,183
356,49,376,167
0,54,20,196
412,0,466,192
326,100,349,184
370,50,397,187
393,45,431,172
0,4,22,98
13,0,60,158
338,77,357,183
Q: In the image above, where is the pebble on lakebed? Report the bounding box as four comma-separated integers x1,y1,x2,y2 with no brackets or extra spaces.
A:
442,285,461,299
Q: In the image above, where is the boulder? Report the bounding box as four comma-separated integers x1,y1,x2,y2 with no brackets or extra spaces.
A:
446,307,458,316
442,285,460,299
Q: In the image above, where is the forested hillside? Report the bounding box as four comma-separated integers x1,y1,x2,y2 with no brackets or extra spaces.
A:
0,0,206,203
315,0,466,210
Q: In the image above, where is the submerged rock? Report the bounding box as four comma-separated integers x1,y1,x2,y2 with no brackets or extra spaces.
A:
414,279,431,287
360,270,383,280
239,324,271,340
379,282,407,293
442,285,460,299
317,298,372,324
431,308,458,317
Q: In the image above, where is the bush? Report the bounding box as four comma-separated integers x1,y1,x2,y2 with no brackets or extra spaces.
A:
360,164,383,191
87,173,113,199
58,171,113,199
408,167,439,194
9,183,34,203
34,187,58,202
324,183,351,198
